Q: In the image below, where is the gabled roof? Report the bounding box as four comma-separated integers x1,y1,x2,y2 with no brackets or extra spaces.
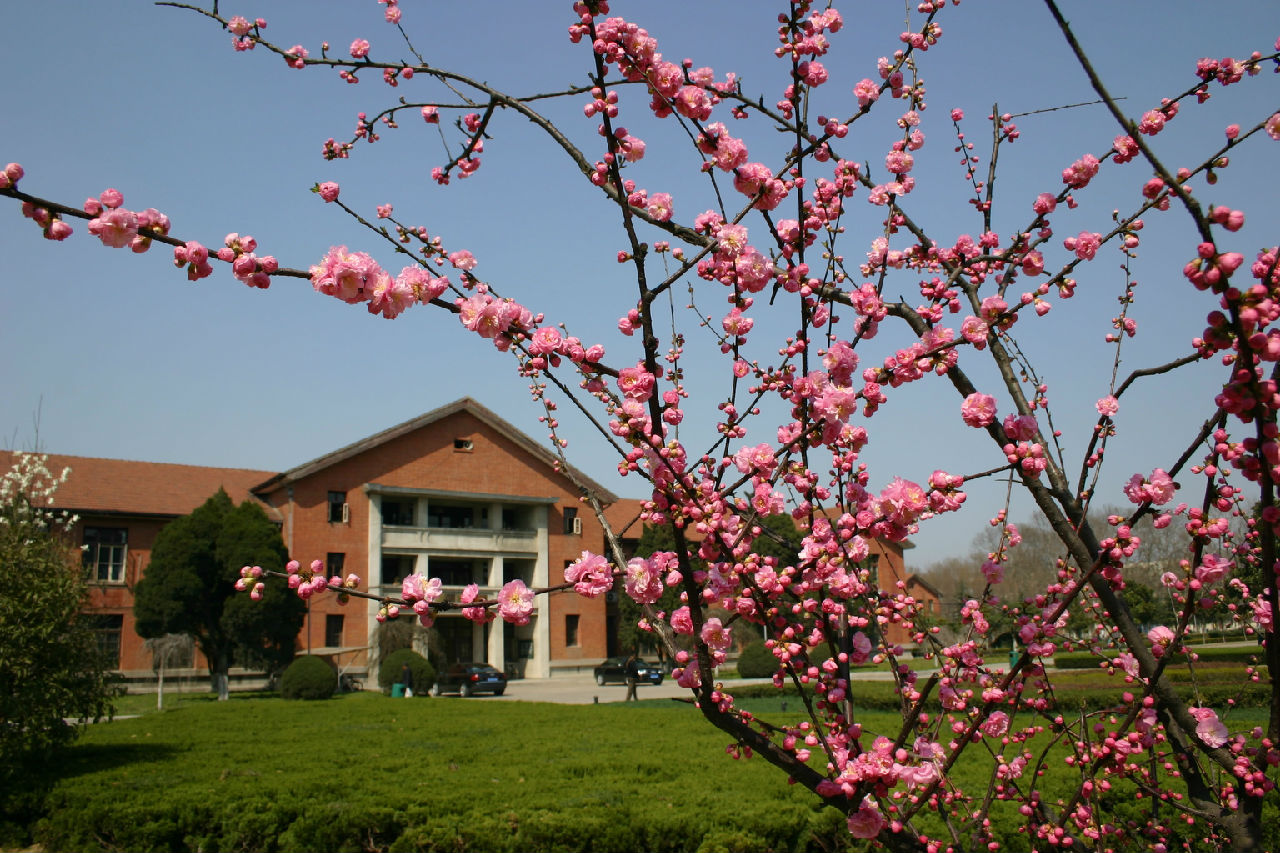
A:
252,397,619,503
0,450,278,519
905,573,941,599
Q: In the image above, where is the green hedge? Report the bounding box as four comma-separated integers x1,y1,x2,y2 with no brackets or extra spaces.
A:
1055,645,1265,669
377,648,435,695
280,655,337,700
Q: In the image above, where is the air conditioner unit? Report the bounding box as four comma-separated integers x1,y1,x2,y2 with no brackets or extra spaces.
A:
341,502,350,524
571,516,583,535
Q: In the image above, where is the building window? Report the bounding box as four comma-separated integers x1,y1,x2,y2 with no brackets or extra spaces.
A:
427,503,480,529
89,614,123,669
565,614,580,647
453,438,473,451
326,553,345,575
563,507,578,535
83,527,127,583
382,499,415,526
325,614,344,649
328,491,347,523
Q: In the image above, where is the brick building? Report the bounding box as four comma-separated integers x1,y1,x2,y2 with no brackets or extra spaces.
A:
4,399,643,683
7,396,932,681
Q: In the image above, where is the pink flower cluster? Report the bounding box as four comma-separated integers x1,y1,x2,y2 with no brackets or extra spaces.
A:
83,188,170,254
309,246,449,319
563,550,614,598
401,573,443,626
1122,468,1176,505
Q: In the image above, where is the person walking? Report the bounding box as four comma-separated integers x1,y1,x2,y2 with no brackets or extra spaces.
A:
624,653,639,702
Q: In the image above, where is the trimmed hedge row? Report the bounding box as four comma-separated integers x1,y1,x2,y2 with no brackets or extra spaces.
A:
727,666,1271,712
1055,645,1265,669
35,792,848,853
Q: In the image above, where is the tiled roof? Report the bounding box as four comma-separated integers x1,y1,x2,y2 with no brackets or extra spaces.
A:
0,450,279,519
253,397,620,503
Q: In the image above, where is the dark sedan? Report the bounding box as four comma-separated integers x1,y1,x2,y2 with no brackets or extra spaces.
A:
431,662,507,697
593,657,664,686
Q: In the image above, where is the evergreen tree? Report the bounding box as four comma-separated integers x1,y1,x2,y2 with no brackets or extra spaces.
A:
133,489,303,699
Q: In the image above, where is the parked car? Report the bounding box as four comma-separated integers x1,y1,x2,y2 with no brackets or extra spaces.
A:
593,657,664,686
432,662,507,697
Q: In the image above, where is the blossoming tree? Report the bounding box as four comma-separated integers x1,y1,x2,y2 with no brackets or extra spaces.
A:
3,1,1279,849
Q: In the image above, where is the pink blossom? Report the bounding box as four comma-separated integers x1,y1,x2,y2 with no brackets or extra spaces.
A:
847,799,886,838
850,631,872,664
564,551,614,598
1032,192,1057,215
1195,553,1231,584
853,78,880,107
350,39,371,59
1190,707,1229,747
421,106,439,123
376,204,393,218
617,365,656,401
1123,468,1176,505
961,392,997,428
497,579,534,625
1061,153,1099,189
1096,395,1119,416
624,556,663,604
1148,625,1176,657
1064,230,1102,261
878,477,928,527
1266,113,1280,141
87,207,138,248
317,181,340,202
448,250,477,271
980,711,1010,737
401,573,442,605
645,192,674,221
1002,413,1038,442
0,162,23,189
367,270,414,319
397,265,448,304
701,618,731,650
227,15,252,36
670,606,694,635
460,583,493,624
310,246,384,304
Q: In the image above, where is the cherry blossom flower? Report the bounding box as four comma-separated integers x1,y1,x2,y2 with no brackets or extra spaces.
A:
1191,707,1229,747
564,551,614,598
961,392,997,428
497,579,534,625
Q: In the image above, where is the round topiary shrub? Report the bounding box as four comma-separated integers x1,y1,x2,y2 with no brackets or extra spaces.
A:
280,655,338,700
378,648,435,695
735,640,778,679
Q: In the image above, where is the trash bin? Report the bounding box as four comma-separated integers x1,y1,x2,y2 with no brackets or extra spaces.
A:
391,682,405,698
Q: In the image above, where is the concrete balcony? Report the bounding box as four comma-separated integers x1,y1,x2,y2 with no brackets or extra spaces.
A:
380,524,540,554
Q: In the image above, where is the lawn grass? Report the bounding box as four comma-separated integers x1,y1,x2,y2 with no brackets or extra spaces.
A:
17,675,1279,852
27,694,843,853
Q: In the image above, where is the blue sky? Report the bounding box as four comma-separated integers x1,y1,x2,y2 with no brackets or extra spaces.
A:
1,1,1275,568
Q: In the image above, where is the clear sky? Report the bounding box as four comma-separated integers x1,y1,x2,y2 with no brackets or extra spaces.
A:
1,1,1275,568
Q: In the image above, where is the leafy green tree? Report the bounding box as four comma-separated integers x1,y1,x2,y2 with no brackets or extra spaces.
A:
133,489,304,699
0,454,116,798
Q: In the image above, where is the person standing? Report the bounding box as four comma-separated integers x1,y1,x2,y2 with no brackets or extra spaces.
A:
400,662,414,698
624,653,639,702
